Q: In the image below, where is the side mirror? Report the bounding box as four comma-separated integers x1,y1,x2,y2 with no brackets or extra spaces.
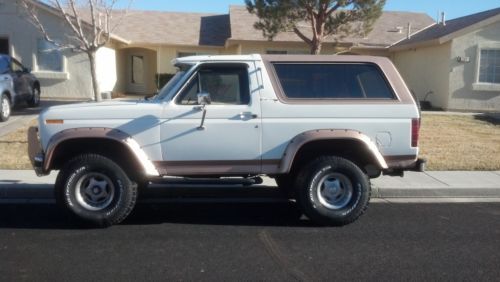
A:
197,92,211,106
196,92,211,130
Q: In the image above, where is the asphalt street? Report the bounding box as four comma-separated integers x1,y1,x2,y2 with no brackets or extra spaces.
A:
0,202,499,281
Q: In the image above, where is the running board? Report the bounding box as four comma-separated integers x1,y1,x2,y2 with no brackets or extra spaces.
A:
150,176,264,186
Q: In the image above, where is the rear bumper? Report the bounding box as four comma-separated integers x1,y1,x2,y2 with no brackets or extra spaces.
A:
383,158,426,177
27,126,48,176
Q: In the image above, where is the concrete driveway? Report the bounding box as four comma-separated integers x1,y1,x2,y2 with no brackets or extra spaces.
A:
0,100,81,137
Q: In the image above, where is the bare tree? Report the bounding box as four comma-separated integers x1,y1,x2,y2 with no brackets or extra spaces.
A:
18,0,132,101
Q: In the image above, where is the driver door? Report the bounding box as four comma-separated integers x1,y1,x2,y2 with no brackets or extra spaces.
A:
159,63,262,176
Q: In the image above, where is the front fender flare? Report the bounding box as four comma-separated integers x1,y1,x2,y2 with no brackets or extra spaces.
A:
44,127,159,176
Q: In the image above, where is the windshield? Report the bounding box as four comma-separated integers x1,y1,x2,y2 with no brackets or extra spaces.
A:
155,64,194,101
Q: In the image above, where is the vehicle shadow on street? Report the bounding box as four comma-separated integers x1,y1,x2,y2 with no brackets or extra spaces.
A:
0,202,311,229
0,186,315,229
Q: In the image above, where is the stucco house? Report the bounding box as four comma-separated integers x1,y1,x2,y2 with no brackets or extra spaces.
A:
390,8,500,111
0,0,434,101
0,0,129,100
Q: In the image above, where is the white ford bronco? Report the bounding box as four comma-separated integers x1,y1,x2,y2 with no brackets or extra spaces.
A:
28,54,425,227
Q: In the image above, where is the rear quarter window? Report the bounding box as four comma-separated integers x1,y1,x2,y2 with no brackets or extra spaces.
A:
272,63,395,100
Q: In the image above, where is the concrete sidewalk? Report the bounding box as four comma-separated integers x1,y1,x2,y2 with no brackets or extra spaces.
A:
1,170,500,203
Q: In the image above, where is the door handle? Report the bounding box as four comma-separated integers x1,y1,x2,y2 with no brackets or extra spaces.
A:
240,112,258,119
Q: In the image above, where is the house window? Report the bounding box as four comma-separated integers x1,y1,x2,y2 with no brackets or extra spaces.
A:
131,55,144,84
479,49,500,84
37,39,63,72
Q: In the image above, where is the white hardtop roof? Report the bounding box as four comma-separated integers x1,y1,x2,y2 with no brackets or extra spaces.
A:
172,54,393,66
172,54,262,65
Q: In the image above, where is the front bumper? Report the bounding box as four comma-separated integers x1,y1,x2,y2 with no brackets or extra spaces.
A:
27,126,48,176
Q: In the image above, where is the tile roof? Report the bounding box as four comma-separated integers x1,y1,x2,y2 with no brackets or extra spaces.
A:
393,7,500,48
111,10,230,46
229,6,434,47
108,5,433,48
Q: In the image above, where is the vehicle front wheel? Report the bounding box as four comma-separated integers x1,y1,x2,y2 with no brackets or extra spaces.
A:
55,154,138,227
275,174,296,198
0,93,11,122
295,156,370,226
27,86,40,107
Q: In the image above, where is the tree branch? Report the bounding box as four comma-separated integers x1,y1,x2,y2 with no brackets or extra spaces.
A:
53,0,90,48
293,27,312,45
68,0,89,49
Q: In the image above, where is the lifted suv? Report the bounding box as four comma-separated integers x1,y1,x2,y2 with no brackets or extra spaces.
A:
28,55,424,227
0,54,41,121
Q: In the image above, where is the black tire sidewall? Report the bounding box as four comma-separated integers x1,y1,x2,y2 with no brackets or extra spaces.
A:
59,155,136,226
297,157,370,225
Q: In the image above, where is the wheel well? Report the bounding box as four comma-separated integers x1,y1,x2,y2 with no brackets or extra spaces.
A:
289,139,382,177
50,138,145,181
34,81,40,91
2,91,11,103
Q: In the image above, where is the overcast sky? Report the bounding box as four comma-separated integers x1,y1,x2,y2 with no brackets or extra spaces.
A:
117,0,499,20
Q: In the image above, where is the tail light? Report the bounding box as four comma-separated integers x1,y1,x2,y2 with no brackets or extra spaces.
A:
411,118,420,147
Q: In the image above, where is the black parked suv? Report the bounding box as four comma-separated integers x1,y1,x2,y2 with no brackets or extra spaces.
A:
0,54,41,122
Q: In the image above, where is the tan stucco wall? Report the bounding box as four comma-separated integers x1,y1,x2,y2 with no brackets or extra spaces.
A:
96,47,117,93
157,45,222,74
448,21,500,111
115,47,157,94
0,1,94,99
392,43,452,109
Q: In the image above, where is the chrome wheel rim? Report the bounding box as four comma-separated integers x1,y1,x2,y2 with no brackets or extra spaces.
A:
316,173,353,210
1,96,10,118
75,172,115,211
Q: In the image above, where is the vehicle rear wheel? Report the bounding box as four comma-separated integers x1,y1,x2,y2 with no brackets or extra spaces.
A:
27,86,40,107
295,156,370,226
0,93,11,122
54,154,138,227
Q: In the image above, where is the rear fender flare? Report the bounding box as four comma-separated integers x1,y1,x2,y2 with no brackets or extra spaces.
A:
278,129,388,173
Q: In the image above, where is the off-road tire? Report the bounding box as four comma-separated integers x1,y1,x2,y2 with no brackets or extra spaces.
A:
54,154,138,227
0,93,11,122
295,156,370,226
27,86,40,107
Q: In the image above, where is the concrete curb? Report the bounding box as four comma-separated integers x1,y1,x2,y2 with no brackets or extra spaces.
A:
1,170,500,203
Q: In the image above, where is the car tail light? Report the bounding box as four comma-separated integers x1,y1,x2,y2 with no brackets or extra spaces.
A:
411,118,420,147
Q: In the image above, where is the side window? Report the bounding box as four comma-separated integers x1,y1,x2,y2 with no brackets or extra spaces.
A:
178,65,250,105
0,56,9,74
273,63,395,99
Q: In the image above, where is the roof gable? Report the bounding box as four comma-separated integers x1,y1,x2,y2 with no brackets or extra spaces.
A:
392,7,500,50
